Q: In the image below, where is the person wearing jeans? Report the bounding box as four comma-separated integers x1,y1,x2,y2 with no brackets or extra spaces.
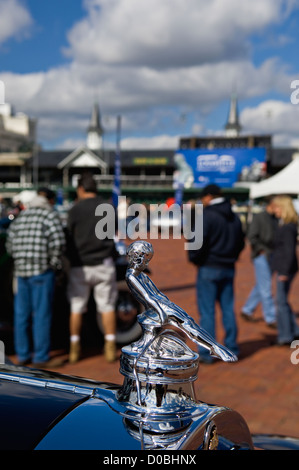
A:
196,266,238,360
14,269,55,364
6,190,65,366
188,184,245,363
242,253,276,325
241,197,277,326
276,274,299,344
271,196,299,345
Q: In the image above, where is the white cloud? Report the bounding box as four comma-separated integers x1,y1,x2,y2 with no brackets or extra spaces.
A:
2,0,299,148
1,71,45,104
240,99,299,146
121,134,179,150
0,0,33,45
4,58,294,116
65,0,293,68
58,136,86,150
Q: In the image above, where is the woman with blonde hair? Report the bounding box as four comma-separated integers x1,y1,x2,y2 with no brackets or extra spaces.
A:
271,196,299,345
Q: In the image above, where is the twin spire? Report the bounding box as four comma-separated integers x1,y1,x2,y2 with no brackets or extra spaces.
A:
86,102,103,150
86,93,242,151
224,93,242,137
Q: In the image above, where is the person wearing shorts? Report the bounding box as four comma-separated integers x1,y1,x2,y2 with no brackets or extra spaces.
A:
66,174,118,363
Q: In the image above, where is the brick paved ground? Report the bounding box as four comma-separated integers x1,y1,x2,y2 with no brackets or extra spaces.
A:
9,237,299,439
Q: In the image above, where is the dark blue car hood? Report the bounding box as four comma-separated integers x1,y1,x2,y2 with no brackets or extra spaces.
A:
0,364,111,450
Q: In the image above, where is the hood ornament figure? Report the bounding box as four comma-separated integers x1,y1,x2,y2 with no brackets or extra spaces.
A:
124,240,237,362
113,241,251,450
117,240,236,407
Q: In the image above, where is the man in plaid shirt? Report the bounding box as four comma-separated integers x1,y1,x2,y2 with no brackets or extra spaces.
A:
6,190,65,366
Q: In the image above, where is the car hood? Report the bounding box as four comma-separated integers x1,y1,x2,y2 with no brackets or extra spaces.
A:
0,364,115,450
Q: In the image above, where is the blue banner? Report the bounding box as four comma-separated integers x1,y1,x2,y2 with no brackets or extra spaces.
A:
174,148,266,188
112,116,121,208
112,150,121,208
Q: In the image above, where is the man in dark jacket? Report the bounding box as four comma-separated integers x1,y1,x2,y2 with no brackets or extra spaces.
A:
189,184,244,363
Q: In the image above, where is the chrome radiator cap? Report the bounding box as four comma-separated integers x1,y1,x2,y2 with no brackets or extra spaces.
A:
113,241,252,450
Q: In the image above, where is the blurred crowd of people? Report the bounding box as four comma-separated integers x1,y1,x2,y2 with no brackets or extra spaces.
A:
241,194,299,347
5,174,118,367
188,185,299,363
1,176,299,368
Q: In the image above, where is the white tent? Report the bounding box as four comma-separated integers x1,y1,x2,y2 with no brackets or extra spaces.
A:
250,156,299,199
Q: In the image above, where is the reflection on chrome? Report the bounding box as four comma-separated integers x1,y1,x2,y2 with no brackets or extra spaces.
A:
114,241,249,450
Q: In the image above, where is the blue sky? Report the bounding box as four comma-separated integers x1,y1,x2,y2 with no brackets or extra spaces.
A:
1,1,85,73
1,0,299,150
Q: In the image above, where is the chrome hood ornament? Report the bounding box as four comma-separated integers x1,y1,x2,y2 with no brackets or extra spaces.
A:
124,240,237,363
116,241,240,448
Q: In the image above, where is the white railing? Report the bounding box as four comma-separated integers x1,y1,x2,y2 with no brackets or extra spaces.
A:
0,175,174,190
95,174,174,188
